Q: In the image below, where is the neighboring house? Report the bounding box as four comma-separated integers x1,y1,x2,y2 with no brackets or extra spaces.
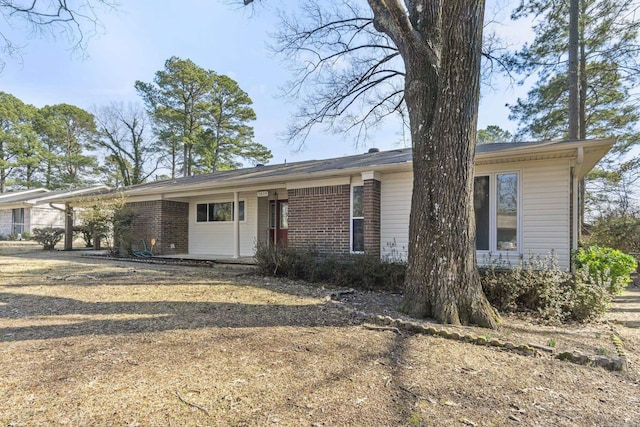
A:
0,186,109,239
60,138,613,270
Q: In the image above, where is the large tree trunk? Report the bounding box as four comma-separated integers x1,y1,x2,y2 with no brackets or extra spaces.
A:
371,0,498,328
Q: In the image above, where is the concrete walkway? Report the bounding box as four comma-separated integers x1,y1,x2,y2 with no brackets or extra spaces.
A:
606,277,640,373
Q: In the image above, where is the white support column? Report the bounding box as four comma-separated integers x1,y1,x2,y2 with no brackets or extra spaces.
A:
233,191,240,259
571,168,579,272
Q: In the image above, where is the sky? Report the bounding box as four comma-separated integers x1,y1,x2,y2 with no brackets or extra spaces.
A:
1,0,534,167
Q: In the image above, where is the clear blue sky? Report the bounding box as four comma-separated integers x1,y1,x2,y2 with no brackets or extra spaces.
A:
1,0,532,166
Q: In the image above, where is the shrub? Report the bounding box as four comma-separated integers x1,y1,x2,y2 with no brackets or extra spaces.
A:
480,254,575,322
480,253,621,323
574,246,637,295
73,225,93,247
32,227,65,250
20,231,31,240
254,243,405,292
571,266,612,322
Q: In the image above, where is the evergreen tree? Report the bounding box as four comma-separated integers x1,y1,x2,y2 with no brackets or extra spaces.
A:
0,92,38,192
195,75,271,172
506,0,640,155
136,57,271,177
36,104,98,189
135,57,212,177
477,125,515,144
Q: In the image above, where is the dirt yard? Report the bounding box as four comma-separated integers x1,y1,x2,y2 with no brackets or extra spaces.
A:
1,242,639,426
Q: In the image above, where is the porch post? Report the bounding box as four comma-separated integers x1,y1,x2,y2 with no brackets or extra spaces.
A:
64,203,73,251
233,191,240,258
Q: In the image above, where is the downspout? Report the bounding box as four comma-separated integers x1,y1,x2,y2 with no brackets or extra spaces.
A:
233,191,240,259
571,146,584,272
571,168,579,272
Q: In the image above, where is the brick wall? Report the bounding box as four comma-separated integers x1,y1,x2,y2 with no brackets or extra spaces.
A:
287,184,350,254
127,200,189,255
364,179,381,257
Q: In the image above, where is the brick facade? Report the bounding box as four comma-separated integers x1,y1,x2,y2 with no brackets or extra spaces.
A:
363,179,381,257
127,200,189,255
287,184,351,254
286,180,381,257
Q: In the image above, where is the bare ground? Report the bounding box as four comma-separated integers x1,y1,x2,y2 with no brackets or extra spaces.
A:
0,241,639,426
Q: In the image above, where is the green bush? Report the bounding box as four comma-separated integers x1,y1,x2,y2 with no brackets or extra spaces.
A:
254,243,405,292
574,246,637,295
32,227,65,250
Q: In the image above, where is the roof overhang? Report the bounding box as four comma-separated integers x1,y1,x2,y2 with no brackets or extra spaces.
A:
475,138,615,179
0,186,110,209
53,138,615,204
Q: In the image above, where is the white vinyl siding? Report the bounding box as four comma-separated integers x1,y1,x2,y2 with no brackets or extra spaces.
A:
30,206,65,230
380,172,412,260
521,159,571,268
382,160,571,269
477,158,571,269
189,194,257,257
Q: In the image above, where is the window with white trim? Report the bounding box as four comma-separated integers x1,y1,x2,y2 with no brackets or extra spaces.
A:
351,185,364,252
474,172,519,252
12,208,25,236
196,201,245,222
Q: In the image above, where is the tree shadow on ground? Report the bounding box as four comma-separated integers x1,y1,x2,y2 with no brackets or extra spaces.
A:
0,292,362,342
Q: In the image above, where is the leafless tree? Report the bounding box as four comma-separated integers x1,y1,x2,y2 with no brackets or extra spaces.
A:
94,103,159,187
0,0,117,70
246,0,499,327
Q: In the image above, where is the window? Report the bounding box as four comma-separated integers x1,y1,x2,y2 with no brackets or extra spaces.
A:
474,173,519,252
12,208,25,236
474,176,490,251
496,173,518,251
351,185,364,252
279,202,288,229
196,201,245,222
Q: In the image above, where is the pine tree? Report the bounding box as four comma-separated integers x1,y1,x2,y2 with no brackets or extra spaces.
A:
36,104,98,189
0,92,38,192
136,57,272,177
506,0,640,155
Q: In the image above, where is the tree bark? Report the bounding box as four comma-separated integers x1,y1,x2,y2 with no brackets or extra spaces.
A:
369,0,499,328
568,0,580,140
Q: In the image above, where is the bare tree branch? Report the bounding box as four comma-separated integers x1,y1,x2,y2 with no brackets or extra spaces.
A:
0,0,117,70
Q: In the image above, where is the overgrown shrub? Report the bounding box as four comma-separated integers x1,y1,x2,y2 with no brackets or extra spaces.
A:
480,254,575,322
254,243,405,292
480,253,620,323
77,195,135,256
574,246,637,295
32,227,65,250
257,244,620,323
571,266,612,322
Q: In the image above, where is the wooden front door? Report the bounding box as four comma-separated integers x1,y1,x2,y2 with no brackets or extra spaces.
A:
269,200,288,246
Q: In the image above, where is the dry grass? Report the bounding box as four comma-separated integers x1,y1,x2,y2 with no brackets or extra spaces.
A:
1,243,639,426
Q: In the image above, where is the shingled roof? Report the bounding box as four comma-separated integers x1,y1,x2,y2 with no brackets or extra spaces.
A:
50,138,615,203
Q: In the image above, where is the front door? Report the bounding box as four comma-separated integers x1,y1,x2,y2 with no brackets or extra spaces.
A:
269,200,288,246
